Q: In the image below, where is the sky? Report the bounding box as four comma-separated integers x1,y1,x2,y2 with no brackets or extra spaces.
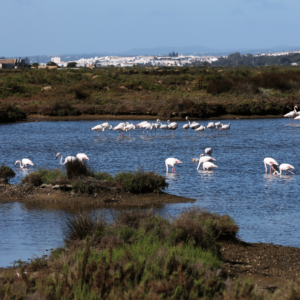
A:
1,0,299,56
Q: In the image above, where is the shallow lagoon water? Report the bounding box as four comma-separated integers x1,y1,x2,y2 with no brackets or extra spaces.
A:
1,118,300,267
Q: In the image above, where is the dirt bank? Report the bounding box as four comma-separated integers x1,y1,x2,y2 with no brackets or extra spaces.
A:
24,113,284,123
220,239,300,292
0,182,195,208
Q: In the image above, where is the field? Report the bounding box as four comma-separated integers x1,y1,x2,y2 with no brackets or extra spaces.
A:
1,65,300,122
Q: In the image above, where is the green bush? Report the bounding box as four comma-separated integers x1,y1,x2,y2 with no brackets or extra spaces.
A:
22,168,66,186
0,104,26,123
71,181,94,194
0,165,15,181
115,169,168,193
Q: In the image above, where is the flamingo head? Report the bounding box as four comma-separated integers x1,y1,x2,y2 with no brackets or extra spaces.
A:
14,160,20,166
272,165,279,172
185,116,188,120
175,160,183,165
156,119,160,123
55,153,61,158
200,154,205,157
167,120,170,124
108,125,113,129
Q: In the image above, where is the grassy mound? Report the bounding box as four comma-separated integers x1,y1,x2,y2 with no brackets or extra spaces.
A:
0,164,15,182
22,167,68,186
22,162,168,194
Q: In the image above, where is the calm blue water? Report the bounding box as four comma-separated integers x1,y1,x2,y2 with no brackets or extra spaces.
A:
1,118,300,267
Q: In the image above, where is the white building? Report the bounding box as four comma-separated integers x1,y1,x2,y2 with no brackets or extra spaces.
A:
51,56,61,64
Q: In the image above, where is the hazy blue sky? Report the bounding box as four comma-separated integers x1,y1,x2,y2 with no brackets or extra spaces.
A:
2,0,299,56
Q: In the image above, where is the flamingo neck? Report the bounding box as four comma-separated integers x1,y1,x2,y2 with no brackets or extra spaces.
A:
59,154,64,165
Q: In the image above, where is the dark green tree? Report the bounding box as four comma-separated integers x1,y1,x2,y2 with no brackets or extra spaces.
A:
67,62,77,68
46,61,58,66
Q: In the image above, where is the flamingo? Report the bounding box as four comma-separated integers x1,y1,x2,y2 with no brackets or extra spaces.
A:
207,122,215,135
136,121,150,135
124,123,135,137
159,120,169,135
100,122,112,136
90,124,104,138
112,123,126,137
202,162,218,171
215,121,222,133
284,106,298,124
143,123,153,137
165,158,182,173
196,154,217,170
195,125,206,136
15,159,34,169
220,123,231,134
294,115,300,125
190,121,200,130
76,153,89,165
182,117,190,135
205,148,212,156
152,119,161,135
167,120,178,135
264,157,279,174
56,153,76,165
274,164,295,175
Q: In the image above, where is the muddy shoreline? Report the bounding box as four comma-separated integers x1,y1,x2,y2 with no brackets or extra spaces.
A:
0,182,195,209
24,113,284,123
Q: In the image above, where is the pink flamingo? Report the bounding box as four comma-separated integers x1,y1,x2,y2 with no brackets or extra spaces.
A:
165,158,182,173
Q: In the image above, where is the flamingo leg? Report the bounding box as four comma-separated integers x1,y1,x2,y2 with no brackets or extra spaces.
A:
129,132,131,138
172,131,173,136
174,166,176,173
288,170,294,175
143,129,144,135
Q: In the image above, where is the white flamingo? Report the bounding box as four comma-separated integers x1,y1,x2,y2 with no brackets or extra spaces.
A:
90,124,104,138
284,106,298,124
294,115,300,125
143,123,153,137
196,154,217,170
56,153,76,165
207,122,215,135
220,123,231,133
182,117,190,135
136,121,150,135
190,121,200,130
112,123,126,137
124,123,135,137
15,159,34,169
202,162,218,171
264,157,279,174
167,120,178,135
100,122,112,136
152,119,161,135
273,164,295,175
76,153,89,165
159,120,169,135
195,125,206,136
205,148,212,156
215,121,222,133
165,158,182,173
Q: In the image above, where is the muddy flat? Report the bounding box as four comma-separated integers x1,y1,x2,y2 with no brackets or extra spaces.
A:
0,183,195,209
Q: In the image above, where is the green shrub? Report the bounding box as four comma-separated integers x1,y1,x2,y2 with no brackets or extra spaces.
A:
0,104,26,123
0,165,15,181
93,171,114,181
22,168,66,186
115,169,168,193
71,181,94,194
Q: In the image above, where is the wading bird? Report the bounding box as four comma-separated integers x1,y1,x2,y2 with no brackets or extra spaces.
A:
189,121,200,130
207,122,215,135
15,158,34,169
152,119,161,135
165,158,182,173
167,120,178,135
195,125,206,136
159,120,169,135
90,124,104,138
273,164,295,175
76,153,89,165
182,117,190,135
56,153,76,165
205,148,212,156
135,121,150,135
220,123,231,133
113,123,126,137
263,157,279,174
284,106,298,124
215,121,222,133
124,123,135,137
294,115,300,125
196,154,217,170
202,162,218,171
